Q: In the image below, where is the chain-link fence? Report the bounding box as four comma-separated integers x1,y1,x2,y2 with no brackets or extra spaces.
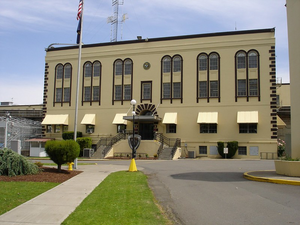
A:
0,116,42,151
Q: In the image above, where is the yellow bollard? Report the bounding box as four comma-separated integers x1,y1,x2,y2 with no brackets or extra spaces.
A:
67,162,74,171
128,158,137,172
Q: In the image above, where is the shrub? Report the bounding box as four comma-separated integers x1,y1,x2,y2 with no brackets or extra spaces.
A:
62,131,83,140
45,140,80,172
76,137,92,156
217,141,238,158
0,148,41,177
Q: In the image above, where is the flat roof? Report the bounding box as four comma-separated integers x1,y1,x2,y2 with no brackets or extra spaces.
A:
46,28,275,52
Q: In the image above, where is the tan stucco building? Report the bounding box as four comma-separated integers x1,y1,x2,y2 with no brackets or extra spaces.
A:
42,28,277,159
286,0,300,159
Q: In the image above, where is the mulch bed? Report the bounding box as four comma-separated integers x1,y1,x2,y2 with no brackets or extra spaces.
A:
0,167,82,183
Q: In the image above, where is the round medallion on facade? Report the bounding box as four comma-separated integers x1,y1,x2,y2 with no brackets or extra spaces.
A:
143,62,151,70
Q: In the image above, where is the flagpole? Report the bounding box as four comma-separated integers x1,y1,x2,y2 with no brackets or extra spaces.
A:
74,0,84,169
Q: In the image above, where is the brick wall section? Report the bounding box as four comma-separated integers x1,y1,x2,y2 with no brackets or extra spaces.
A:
269,46,277,139
42,63,49,136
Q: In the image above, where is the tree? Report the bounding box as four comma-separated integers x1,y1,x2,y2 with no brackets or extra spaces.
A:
45,140,80,172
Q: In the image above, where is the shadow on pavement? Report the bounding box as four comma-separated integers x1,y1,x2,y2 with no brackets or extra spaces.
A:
171,171,249,182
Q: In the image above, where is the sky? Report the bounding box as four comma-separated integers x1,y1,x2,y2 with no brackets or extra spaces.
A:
0,0,289,105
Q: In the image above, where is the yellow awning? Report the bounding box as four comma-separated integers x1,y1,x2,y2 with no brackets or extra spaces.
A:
41,114,69,125
237,111,258,123
81,114,96,125
112,113,127,125
277,115,286,127
162,113,177,124
197,112,218,124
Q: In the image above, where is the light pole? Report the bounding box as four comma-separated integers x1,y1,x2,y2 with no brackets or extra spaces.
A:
129,99,137,172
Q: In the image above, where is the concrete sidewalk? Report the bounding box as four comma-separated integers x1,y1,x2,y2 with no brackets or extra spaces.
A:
0,164,128,225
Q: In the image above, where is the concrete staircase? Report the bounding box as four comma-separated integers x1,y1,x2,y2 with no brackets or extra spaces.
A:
158,147,173,160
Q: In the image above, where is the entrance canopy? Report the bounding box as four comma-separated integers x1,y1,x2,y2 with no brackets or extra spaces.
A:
112,113,127,125
197,112,218,124
237,111,258,123
123,115,161,122
162,113,177,124
41,114,69,125
81,114,96,125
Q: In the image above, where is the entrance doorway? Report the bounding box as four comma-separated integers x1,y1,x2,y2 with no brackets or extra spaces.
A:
139,123,154,140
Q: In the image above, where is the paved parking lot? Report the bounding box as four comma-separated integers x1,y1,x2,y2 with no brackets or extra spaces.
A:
103,159,300,225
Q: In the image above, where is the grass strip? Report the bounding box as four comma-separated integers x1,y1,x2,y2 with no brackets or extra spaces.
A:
0,182,58,215
62,171,172,225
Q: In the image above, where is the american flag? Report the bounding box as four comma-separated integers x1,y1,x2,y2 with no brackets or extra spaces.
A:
77,0,83,20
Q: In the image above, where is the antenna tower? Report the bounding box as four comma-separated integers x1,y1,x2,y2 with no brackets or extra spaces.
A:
107,0,125,42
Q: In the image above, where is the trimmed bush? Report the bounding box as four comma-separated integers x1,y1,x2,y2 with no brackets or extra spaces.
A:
0,148,40,177
45,140,80,172
76,137,92,157
62,131,83,140
217,141,238,158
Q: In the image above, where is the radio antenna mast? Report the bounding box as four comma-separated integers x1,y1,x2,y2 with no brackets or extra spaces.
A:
107,0,125,42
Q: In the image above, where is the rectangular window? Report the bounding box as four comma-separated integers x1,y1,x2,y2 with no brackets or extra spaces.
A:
249,79,258,96
46,125,52,133
93,86,99,101
249,55,258,68
163,83,171,99
166,124,176,133
86,125,95,134
200,124,217,133
199,146,207,154
238,146,247,155
84,86,91,101
117,124,127,133
63,87,70,102
142,82,151,100
210,81,218,97
199,81,207,98
93,63,100,77
173,82,181,98
54,125,60,133
239,124,257,133
64,66,71,79
237,79,246,96
56,88,62,102
124,85,131,100
115,85,122,100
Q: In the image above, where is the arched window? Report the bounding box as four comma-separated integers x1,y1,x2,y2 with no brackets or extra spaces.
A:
115,60,122,76
199,54,207,71
124,59,132,75
248,51,258,68
93,61,101,77
209,53,218,70
64,64,71,79
237,52,246,69
56,64,63,79
84,62,92,77
163,57,171,73
173,56,181,72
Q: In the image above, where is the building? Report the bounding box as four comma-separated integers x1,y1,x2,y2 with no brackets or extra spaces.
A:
286,0,300,159
42,28,277,159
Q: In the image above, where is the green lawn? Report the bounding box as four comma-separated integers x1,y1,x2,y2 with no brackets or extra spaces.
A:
0,182,58,215
62,171,172,225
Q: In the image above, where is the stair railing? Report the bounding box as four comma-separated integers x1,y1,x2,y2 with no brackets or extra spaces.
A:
154,133,181,157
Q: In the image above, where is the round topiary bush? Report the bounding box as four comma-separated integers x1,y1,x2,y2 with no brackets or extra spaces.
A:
45,140,80,172
0,148,41,177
